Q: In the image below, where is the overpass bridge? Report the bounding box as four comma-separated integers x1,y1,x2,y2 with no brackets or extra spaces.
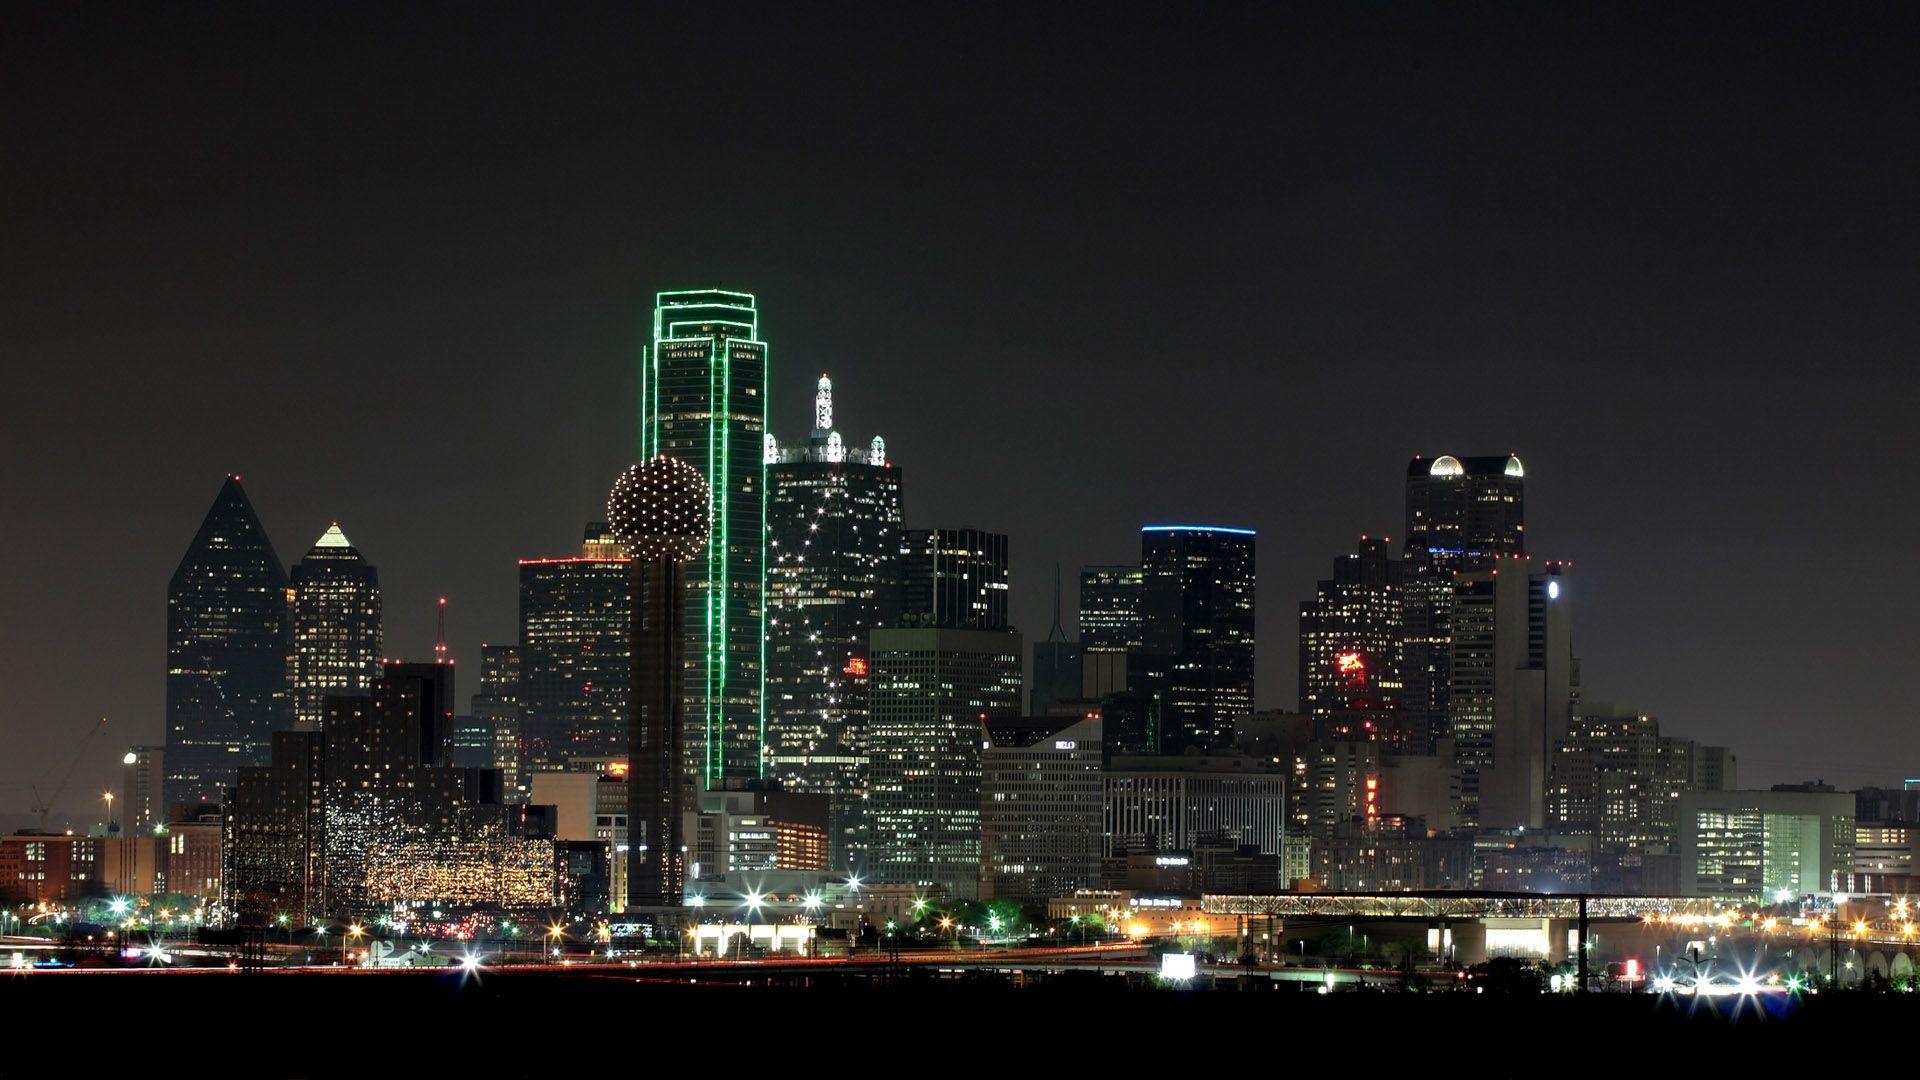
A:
1203,892,1722,921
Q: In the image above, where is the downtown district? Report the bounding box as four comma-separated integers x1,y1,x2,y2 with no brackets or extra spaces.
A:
5,289,1907,998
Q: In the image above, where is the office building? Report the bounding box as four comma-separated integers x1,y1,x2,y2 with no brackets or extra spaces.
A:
223,729,327,925
0,835,103,905
1290,739,1383,841
1679,788,1855,900
165,475,293,809
289,524,383,731
121,745,166,834
1447,558,1572,829
1547,708,1692,853
1104,754,1287,859
1140,525,1256,754
687,789,832,879
902,528,1009,630
765,373,903,842
1298,535,1409,748
1078,565,1143,653
641,289,768,789
1400,453,1527,750
980,714,1105,902
867,627,1023,898
518,527,630,771
470,644,525,797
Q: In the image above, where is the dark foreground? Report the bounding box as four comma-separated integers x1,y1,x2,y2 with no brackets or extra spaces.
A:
0,967,1881,1073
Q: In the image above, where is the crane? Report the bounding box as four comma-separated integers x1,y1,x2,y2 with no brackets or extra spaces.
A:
29,716,108,833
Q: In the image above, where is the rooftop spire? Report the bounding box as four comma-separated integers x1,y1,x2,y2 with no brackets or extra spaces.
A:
814,373,833,434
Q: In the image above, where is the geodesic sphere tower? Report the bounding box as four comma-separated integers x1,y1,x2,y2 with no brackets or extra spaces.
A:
606,454,711,562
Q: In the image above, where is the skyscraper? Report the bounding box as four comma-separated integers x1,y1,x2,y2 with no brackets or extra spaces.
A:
866,627,1023,898
290,524,383,731
518,526,630,771
1140,525,1256,754
1400,453,1527,751
1078,565,1143,653
471,644,525,797
765,374,903,826
902,528,1009,630
979,714,1104,902
1297,536,1408,748
641,289,767,788
1447,557,1572,828
165,475,293,809
120,746,165,834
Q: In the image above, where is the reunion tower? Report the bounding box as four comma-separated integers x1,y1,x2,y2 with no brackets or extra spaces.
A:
607,454,712,911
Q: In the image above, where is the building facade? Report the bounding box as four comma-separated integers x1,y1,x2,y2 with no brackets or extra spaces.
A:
1447,557,1572,829
1104,755,1287,859
642,288,768,789
1679,788,1856,900
165,475,294,809
1298,535,1407,748
517,529,630,771
1078,565,1143,653
290,524,383,732
764,373,903,854
1140,526,1256,754
866,627,1023,898
980,715,1105,902
1399,453,1527,751
902,528,1009,631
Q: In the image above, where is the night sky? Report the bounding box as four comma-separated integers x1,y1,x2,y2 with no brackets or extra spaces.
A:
3,4,1916,827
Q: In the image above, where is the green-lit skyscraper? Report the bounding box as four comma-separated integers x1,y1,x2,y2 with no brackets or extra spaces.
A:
641,289,768,788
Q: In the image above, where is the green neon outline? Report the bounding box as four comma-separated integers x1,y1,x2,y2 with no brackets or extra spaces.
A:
644,288,765,789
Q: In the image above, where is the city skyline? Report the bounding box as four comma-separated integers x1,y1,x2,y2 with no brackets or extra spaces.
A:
5,5,1917,824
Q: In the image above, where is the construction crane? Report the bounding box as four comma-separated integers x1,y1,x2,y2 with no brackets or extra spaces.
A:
29,716,108,833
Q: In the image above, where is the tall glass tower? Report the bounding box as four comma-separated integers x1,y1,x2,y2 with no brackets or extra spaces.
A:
165,474,293,809
290,524,383,731
642,289,768,788
1140,525,1256,754
1400,453,1527,751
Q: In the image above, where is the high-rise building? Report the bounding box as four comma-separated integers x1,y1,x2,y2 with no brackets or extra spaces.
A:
1140,526,1256,754
223,729,327,925
1400,454,1527,752
121,746,166,834
641,289,768,789
166,475,293,809
902,528,1009,630
290,524,383,731
866,627,1023,898
1548,709,1681,852
765,374,903,837
518,527,630,771
1297,536,1408,748
470,644,525,797
1078,566,1143,653
1447,558,1572,829
979,714,1105,902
